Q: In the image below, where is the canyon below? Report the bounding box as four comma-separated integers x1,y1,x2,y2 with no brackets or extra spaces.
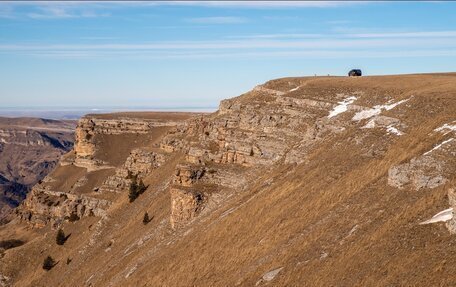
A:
0,117,75,223
0,73,455,286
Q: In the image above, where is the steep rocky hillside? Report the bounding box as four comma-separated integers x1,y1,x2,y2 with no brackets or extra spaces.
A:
0,74,455,286
0,118,75,223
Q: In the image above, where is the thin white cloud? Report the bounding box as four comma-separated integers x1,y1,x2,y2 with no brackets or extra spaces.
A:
27,5,110,19
348,31,456,38
18,49,456,61
1,36,455,51
227,33,326,39
228,30,456,40
2,1,366,9
185,16,246,24
0,1,368,21
162,1,364,8
1,27,455,60
0,2,111,19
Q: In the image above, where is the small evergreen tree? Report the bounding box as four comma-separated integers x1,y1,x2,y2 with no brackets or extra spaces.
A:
138,179,147,194
143,212,150,225
128,176,147,203
128,178,139,202
42,256,55,271
68,213,80,222
56,228,66,245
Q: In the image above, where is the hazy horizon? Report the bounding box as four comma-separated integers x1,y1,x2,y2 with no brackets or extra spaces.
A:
0,105,217,119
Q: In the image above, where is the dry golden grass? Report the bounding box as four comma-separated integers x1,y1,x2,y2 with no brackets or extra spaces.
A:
0,74,455,286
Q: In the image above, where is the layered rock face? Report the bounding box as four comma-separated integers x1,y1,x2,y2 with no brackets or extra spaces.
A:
99,149,166,193
72,117,183,170
162,79,456,232
74,118,96,159
163,84,372,226
16,113,189,227
16,187,110,228
169,187,204,228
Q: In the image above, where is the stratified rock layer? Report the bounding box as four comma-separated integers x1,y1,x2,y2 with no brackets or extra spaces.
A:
16,113,189,227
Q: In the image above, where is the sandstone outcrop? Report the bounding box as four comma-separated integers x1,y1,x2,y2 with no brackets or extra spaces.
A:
388,156,448,190
73,116,182,170
74,118,96,159
173,164,206,187
16,187,110,228
170,187,204,229
388,138,456,190
164,85,361,226
76,117,181,139
99,149,166,193
161,80,455,230
15,114,189,226
122,149,166,177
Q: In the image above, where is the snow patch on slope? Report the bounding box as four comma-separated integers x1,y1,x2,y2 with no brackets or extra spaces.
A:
386,125,404,136
423,138,454,156
420,208,453,225
435,122,456,134
363,120,404,136
352,98,410,121
327,96,357,118
289,86,300,92
362,119,376,129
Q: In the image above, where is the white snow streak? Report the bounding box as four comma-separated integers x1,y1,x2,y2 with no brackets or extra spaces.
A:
362,119,376,129
423,138,454,156
362,120,404,135
289,86,300,92
327,96,357,118
435,122,456,134
352,98,410,121
420,208,453,225
386,125,404,136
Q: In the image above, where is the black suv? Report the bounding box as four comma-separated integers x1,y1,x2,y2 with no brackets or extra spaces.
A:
348,69,362,77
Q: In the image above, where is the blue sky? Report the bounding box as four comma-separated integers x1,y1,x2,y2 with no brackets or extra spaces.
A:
1,1,456,109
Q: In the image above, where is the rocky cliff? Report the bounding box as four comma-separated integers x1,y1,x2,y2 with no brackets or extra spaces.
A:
0,74,455,287
15,113,194,228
